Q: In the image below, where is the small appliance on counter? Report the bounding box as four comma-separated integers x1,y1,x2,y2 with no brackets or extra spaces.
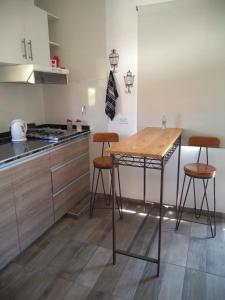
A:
11,119,27,142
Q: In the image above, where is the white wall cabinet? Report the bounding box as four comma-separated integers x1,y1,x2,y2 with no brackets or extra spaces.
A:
0,0,50,66
23,4,50,66
0,1,27,65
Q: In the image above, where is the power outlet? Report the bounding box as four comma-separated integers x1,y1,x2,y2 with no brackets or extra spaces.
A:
119,117,128,124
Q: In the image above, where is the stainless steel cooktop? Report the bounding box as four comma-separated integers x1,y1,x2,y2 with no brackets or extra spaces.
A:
27,127,81,141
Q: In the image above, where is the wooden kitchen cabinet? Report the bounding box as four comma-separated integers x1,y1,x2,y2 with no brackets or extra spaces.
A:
0,134,90,270
51,136,90,221
50,137,89,167
12,154,54,251
0,0,50,66
54,173,90,222
52,152,89,193
0,169,20,269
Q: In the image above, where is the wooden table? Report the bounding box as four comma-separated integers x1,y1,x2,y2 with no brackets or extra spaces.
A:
106,127,182,276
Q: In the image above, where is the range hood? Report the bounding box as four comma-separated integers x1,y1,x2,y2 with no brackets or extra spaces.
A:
0,64,69,84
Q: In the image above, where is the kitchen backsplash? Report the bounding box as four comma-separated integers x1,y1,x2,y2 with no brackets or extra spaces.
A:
0,84,45,132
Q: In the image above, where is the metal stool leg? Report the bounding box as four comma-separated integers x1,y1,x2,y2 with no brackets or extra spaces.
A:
110,169,123,219
177,175,216,238
201,179,214,238
176,176,192,230
144,157,146,212
176,174,186,229
90,167,96,218
193,178,198,218
117,167,123,217
213,177,216,237
100,169,108,206
109,169,112,205
196,179,209,219
109,170,117,206
90,169,100,218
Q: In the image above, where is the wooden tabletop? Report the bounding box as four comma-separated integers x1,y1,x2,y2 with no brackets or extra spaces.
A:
106,127,182,159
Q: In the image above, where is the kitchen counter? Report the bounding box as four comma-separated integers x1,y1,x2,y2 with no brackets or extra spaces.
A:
0,130,90,269
0,130,90,169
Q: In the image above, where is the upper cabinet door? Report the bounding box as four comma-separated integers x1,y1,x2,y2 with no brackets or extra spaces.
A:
0,0,27,65
24,5,50,67
0,0,50,66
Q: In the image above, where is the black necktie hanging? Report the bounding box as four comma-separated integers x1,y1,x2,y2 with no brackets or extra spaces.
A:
105,71,118,120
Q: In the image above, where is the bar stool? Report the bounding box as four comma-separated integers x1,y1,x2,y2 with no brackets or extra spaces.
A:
176,136,220,237
89,132,123,218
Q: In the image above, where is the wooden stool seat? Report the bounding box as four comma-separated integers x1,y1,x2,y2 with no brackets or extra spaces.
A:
93,156,117,169
184,163,216,179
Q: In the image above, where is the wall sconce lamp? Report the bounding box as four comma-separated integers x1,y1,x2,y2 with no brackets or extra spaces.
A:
124,70,135,93
109,49,119,72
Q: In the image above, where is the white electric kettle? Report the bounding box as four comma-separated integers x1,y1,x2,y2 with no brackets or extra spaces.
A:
11,119,27,142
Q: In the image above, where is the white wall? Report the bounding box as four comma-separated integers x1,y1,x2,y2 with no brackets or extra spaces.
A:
0,84,45,132
105,0,225,213
105,0,138,136
105,0,168,202
105,0,176,136
138,0,225,146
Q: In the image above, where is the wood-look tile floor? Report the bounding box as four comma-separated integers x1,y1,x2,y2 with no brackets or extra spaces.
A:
1,199,225,300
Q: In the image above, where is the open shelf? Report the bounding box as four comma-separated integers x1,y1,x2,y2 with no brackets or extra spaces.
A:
47,12,59,21
49,41,60,47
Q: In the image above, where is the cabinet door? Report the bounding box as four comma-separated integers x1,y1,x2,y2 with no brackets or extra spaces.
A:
0,169,20,269
50,137,89,167
0,0,27,64
52,152,90,193
12,154,54,251
24,5,50,66
54,172,90,222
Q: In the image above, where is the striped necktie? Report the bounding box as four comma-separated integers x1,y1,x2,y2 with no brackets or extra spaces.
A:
105,71,118,120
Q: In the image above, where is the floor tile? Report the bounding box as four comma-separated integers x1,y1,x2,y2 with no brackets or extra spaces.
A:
206,272,225,300
158,263,185,300
181,268,206,300
186,237,207,272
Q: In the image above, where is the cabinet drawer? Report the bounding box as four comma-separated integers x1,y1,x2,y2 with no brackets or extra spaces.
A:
54,172,90,222
52,153,89,193
50,136,89,167
12,154,50,188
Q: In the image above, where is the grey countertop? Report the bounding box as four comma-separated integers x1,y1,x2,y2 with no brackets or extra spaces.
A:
0,131,90,169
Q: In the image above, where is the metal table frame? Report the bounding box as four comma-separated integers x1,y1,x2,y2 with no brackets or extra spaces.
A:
111,135,182,276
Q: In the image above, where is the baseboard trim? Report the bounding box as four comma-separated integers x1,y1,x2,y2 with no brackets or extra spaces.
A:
95,192,225,219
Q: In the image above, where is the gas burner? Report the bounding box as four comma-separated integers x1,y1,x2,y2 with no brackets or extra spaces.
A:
26,126,86,142
27,127,67,141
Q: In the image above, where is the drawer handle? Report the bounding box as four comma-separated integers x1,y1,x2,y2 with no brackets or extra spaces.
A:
21,38,27,59
27,40,33,60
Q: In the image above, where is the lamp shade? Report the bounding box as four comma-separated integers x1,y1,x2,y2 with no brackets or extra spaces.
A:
124,70,135,93
109,49,119,71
